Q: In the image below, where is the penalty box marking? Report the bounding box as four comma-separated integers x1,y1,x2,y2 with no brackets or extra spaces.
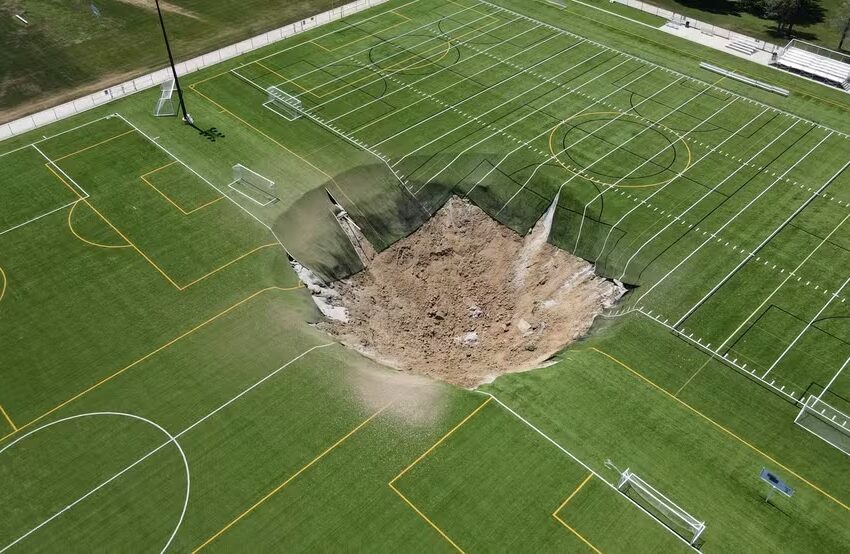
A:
552,473,601,554
140,161,225,216
38,124,276,290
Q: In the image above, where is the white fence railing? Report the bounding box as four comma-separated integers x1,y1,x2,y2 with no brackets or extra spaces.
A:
611,0,780,53
0,0,390,142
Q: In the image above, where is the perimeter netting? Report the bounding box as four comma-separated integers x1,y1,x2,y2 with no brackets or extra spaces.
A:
265,86,303,121
795,395,850,456
153,79,177,117
230,164,279,206
618,469,706,547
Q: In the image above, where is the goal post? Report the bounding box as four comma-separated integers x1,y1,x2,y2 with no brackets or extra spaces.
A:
153,79,177,117
230,164,279,206
795,394,850,456
264,86,303,121
617,469,706,547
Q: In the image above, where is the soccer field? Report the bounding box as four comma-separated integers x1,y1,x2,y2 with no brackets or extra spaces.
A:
1,0,850,551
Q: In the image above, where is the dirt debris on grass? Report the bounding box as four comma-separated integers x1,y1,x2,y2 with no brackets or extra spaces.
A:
318,196,625,388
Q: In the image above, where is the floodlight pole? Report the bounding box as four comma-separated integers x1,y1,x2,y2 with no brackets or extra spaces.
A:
154,0,192,124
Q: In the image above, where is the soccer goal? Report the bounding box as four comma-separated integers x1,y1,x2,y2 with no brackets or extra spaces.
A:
229,164,279,206
617,468,706,547
153,79,177,117
795,394,850,456
264,86,303,121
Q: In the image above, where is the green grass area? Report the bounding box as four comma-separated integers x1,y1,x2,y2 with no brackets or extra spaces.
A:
0,0,342,122
635,0,849,48
2,0,850,551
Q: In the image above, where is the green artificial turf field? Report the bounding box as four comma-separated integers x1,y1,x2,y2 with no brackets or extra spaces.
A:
1,0,850,551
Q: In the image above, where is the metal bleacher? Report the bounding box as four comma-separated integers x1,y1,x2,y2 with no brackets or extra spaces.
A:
775,40,850,90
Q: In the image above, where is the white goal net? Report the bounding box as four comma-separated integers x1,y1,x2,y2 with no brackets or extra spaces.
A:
795,394,850,456
617,469,706,546
230,164,278,206
265,86,303,121
153,79,177,117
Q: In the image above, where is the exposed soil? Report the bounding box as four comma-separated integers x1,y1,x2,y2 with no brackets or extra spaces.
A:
319,196,625,388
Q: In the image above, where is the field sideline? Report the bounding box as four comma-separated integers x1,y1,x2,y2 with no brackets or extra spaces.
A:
1,0,849,551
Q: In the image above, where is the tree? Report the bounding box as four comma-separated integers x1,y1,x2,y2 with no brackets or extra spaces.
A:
762,0,825,35
831,0,850,50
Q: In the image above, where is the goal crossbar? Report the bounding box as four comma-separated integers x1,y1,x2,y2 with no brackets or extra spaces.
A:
153,79,177,117
265,86,303,121
618,469,706,545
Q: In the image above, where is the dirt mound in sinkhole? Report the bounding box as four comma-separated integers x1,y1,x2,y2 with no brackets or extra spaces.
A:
317,196,625,388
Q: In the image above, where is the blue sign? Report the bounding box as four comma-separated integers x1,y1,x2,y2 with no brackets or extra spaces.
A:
760,468,793,497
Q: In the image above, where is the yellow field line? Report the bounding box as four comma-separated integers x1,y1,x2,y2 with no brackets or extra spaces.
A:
589,347,850,513
52,129,135,162
0,405,17,432
188,84,383,241
0,284,303,445
0,266,6,305
312,9,411,52
552,512,602,553
47,161,269,290
139,161,224,216
388,482,465,553
67,200,131,249
192,403,391,552
387,397,492,553
554,473,593,514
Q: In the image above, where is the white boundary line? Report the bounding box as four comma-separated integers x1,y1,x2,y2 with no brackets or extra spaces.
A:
31,144,91,198
673,153,849,330
478,0,848,140
382,37,594,158
328,19,548,125
477,391,702,552
592,107,770,265
570,93,737,252
414,55,631,195
0,114,116,159
1,343,333,551
634,130,834,308
0,200,79,237
616,119,802,281
0,412,190,554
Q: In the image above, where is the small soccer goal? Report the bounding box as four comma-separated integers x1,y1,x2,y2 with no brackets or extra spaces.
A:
153,79,177,117
795,394,850,456
264,86,303,121
617,468,706,547
229,164,279,206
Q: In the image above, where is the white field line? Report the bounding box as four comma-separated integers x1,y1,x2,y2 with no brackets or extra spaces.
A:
714,209,850,355
477,391,701,553
465,69,659,199
414,56,632,195
228,180,276,207
673,153,849,330
262,100,299,122
272,9,496,102
494,74,688,215
352,31,567,134
232,0,444,70
1,343,334,551
478,0,847,140
112,113,295,257
616,120,802,281
816,356,850,403
634,131,833,307
0,113,116,160
592,107,770,265
31,144,90,198
380,38,598,157
0,200,78,237
327,21,550,125
570,92,736,251
0,412,190,554
632,307,803,402
307,13,523,113
762,270,850,379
